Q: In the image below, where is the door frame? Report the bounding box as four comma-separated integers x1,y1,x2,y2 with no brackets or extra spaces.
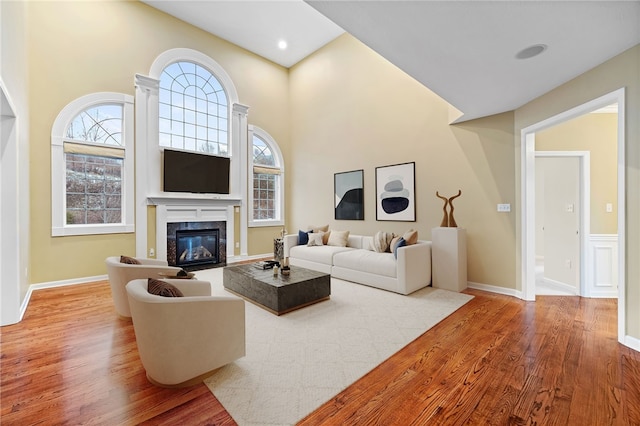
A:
535,151,590,296
521,87,625,343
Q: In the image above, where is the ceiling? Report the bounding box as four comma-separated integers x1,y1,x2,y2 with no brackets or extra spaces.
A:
142,1,640,122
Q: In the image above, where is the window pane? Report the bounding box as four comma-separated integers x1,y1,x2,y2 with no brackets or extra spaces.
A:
159,61,229,155
65,152,123,225
66,104,123,146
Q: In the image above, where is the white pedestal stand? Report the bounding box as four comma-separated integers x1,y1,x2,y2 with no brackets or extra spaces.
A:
432,227,467,292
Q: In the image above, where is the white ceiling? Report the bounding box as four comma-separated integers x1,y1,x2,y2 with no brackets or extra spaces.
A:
142,0,640,122
141,0,344,68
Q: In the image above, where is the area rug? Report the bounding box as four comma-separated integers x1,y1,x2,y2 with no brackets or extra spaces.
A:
195,267,473,426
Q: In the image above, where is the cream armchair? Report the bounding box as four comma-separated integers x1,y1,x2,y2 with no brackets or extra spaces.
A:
105,256,182,317
126,278,246,387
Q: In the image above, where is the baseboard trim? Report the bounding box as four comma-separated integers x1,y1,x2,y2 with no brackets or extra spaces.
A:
467,281,524,299
20,274,108,321
624,334,640,352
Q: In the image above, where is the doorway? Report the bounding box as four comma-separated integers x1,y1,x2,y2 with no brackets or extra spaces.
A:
521,88,625,343
535,153,589,296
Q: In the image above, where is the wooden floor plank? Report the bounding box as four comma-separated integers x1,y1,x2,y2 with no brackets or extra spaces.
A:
1,283,639,425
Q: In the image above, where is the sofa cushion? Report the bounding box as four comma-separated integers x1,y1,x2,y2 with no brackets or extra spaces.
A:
290,245,354,265
333,249,397,278
327,230,349,247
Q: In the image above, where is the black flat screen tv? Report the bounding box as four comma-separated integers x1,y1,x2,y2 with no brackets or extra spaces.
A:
163,149,230,194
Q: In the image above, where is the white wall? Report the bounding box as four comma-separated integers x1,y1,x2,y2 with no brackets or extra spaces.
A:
0,0,30,325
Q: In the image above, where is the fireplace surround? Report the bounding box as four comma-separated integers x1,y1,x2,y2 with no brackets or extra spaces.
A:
152,200,238,269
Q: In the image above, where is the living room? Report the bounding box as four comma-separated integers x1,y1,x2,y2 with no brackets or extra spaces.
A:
1,0,640,423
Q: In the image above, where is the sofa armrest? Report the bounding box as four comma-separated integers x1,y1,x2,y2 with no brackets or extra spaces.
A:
283,234,299,258
396,240,432,294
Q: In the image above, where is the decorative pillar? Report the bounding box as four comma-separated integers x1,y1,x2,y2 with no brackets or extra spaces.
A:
233,103,249,257
134,74,160,258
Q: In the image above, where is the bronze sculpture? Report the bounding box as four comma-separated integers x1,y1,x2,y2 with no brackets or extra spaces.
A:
436,190,462,227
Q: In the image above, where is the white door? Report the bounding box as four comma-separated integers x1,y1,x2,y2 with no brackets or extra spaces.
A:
539,156,581,294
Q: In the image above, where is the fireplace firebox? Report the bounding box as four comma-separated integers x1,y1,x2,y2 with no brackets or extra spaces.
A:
167,221,227,270
175,229,219,268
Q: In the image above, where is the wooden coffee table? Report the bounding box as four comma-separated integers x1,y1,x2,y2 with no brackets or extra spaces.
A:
223,264,331,315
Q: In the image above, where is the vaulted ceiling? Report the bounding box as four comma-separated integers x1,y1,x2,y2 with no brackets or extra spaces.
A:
142,1,640,122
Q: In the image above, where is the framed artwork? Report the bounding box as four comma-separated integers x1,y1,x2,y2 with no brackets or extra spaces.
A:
334,169,364,220
375,162,416,221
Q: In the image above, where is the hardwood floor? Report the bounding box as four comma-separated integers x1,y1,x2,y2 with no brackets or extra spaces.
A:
1,282,638,425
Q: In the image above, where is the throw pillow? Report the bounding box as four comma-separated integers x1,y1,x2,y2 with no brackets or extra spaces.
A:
373,231,394,253
307,224,329,233
327,230,350,247
322,230,331,245
298,229,312,245
403,229,418,245
147,278,184,297
120,255,141,265
307,232,324,246
393,237,407,259
389,236,401,253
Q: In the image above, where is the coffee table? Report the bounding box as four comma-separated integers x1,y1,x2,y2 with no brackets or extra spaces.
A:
223,264,331,315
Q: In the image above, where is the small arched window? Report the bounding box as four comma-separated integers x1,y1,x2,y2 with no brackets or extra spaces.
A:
249,126,284,227
158,61,229,155
51,93,134,236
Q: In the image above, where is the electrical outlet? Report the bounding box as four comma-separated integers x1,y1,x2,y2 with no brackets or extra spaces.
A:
606,203,613,213
566,259,571,269
497,204,511,212
149,248,155,257
235,242,240,248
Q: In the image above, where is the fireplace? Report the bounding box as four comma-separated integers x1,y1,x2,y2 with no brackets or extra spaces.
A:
167,221,227,270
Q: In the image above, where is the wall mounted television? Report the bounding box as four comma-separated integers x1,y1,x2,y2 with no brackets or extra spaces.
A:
163,149,230,194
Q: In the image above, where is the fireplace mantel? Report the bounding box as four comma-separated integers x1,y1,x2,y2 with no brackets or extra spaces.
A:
147,193,242,207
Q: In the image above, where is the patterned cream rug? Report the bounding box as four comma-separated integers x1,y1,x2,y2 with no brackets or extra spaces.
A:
195,267,473,426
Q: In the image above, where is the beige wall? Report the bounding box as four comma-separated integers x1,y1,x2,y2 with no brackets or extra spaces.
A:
27,1,288,283
515,44,640,338
289,34,517,289
536,113,618,234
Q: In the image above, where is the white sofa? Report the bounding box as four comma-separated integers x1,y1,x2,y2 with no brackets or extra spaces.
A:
283,233,432,295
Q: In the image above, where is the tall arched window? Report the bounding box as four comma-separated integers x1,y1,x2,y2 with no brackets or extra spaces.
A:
51,93,134,236
158,61,228,155
249,126,284,227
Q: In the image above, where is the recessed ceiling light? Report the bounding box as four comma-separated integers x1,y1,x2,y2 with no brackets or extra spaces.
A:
278,40,288,50
515,44,548,60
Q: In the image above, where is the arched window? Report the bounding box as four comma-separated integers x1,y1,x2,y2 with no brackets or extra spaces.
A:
249,126,284,227
51,93,134,236
158,61,228,155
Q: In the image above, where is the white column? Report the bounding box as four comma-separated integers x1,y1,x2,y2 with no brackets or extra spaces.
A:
134,74,160,258
233,103,249,257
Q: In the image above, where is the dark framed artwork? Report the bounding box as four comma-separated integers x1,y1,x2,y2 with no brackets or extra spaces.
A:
375,162,416,221
334,169,364,220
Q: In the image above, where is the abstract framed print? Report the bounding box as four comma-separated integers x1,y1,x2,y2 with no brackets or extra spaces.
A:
334,169,364,220
375,162,416,221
